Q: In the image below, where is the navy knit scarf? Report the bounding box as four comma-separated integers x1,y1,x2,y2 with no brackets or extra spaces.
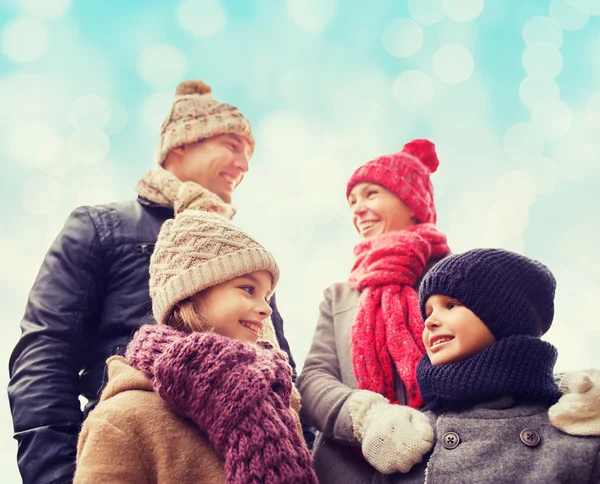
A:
416,336,562,412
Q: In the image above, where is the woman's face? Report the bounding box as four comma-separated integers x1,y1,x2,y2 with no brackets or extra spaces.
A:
348,182,417,239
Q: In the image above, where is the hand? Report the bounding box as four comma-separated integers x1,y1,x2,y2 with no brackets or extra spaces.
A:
549,369,600,436
348,390,434,474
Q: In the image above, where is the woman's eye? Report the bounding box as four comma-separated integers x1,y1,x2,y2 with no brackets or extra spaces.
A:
366,190,377,198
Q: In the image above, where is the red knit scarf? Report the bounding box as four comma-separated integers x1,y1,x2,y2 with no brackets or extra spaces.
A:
349,223,451,408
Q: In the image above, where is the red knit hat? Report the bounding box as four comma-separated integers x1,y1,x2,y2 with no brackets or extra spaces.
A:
346,139,439,224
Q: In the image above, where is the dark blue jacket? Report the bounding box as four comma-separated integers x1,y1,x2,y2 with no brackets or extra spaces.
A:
7,197,300,484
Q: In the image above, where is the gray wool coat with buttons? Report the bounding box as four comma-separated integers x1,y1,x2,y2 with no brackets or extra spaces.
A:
377,397,600,484
297,281,600,483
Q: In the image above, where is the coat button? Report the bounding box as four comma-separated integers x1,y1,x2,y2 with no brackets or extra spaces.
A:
520,428,541,447
442,431,460,449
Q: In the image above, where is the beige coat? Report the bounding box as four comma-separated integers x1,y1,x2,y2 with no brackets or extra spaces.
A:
75,355,303,483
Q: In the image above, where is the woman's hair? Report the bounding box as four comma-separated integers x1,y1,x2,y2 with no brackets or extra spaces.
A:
165,296,212,334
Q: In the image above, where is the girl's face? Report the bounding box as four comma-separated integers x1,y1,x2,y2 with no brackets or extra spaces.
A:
422,295,496,366
347,182,417,239
191,270,273,343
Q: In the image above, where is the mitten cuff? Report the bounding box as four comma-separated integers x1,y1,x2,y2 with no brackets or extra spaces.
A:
348,390,389,441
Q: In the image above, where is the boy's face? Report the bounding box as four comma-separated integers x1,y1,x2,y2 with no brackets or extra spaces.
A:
191,270,273,343
347,182,417,239
422,295,496,366
170,133,252,203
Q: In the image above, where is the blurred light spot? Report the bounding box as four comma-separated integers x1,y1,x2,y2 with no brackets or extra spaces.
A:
522,43,562,78
2,17,48,63
69,95,112,130
520,155,560,195
522,16,563,47
176,0,226,38
432,44,474,83
503,122,544,162
9,122,56,167
592,0,600,15
0,73,52,130
21,175,61,215
141,91,173,134
392,70,434,110
105,101,129,135
331,69,391,123
442,0,484,22
408,0,446,24
531,99,572,138
549,0,589,30
21,0,70,19
287,0,336,32
555,118,600,181
519,76,560,110
137,44,188,88
484,230,526,255
38,136,77,177
585,92,600,129
382,18,423,58
75,185,118,208
68,129,110,165
495,170,538,208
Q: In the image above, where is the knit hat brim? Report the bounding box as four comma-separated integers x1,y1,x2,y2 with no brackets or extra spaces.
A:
153,247,279,324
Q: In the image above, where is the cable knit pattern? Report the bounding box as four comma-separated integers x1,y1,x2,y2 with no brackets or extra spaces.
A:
349,223,450,408
136,166,236,220
126,325,317,484
417,336,562,412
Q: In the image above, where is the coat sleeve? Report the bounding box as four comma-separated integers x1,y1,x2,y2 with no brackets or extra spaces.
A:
8,207,106,484
74,413,150,484
296,287,359,446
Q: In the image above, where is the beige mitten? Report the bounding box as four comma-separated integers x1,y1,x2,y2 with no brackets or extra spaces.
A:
348,390,434,474
549,369,600,436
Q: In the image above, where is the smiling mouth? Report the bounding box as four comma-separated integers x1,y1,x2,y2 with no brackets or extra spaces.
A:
239,320,263,336
358,220,380,232
220,172,237,188
430,336,454,349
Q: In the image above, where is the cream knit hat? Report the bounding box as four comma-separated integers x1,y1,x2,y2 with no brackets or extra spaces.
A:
150,210,279,324
156,79,255,165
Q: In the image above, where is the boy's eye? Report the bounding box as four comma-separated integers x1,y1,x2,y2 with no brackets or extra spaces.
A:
447,300,461,309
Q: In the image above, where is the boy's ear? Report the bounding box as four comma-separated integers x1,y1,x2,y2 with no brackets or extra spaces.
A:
170,146,185,156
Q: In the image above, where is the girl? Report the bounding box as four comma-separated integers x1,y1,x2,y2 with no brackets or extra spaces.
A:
369,248,600,483
297,139,452,481
74,210,317,483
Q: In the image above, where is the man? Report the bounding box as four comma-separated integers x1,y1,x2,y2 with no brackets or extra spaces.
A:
8,79,299,483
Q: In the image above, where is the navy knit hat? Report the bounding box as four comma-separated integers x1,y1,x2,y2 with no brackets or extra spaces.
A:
419,249,556,339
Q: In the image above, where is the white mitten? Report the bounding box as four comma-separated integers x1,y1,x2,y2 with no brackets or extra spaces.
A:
549,369,600,436
348,390,434,474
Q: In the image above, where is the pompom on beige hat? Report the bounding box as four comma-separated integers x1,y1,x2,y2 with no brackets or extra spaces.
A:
156,79,255,165
150,210,279,324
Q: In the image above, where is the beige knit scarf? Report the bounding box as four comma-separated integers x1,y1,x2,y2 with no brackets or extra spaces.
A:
135,166,236,220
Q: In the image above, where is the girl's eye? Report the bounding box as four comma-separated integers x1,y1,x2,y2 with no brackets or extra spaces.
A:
240,286,254,295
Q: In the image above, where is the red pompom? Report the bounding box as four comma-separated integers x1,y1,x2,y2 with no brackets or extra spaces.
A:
402,139,439,173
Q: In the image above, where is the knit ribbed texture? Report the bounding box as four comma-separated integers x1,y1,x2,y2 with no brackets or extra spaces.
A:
126,325,317,483
417,336,562,412
136,166,236,220
150,210,279,324
419,248,556,339
156,79,254,165
346,139,439,224
349,224,451,408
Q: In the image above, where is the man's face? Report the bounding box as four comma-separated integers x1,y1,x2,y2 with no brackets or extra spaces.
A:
174,134,252,203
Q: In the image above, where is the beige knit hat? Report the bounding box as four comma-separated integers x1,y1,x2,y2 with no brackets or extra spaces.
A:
150,210,279,324
156,79,255,165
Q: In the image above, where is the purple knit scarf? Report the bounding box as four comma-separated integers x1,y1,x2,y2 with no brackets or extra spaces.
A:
126,325,317,484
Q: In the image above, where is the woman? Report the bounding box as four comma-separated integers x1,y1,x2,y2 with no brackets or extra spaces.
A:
297,139,451,482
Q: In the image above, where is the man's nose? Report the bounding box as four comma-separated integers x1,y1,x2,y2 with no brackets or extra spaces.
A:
233,153,249,173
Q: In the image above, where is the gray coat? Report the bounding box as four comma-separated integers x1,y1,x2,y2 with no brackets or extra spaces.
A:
297,283,600,483
297,282,409,484
378,397,600,484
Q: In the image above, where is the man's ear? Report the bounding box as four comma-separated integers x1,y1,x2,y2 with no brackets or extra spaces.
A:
170,146,185,156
